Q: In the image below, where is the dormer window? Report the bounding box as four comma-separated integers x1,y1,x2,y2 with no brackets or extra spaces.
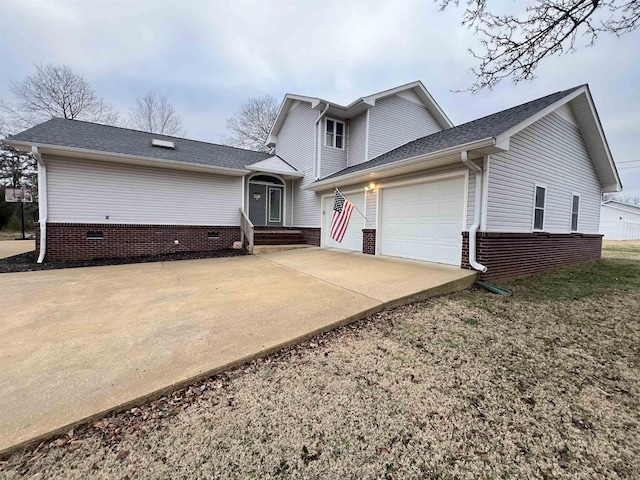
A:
325,119,344,149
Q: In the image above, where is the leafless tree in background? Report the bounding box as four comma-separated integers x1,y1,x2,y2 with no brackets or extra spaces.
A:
0,64,119,132
603,192,640,206
222,95,278,152
128,91,185,136
439,0,640,92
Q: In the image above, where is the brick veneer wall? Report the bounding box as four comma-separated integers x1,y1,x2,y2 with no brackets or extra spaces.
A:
36,223,241,262
362,229,376,255
461,231,603,281
299,228,321,246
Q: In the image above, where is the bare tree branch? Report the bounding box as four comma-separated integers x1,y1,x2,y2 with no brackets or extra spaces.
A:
0,64,119,132
128,91,185,136
222,95,278,153
439,0,640,92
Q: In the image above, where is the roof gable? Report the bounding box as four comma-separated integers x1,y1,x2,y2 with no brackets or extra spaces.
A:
267,80,452,146
245,155,303,178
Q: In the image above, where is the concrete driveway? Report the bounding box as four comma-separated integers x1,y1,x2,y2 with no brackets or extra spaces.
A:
0,248,476,455
0,240,35,259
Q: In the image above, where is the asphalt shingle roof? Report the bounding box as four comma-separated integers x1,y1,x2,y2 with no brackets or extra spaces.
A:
8,118,270,170
321,85,584,181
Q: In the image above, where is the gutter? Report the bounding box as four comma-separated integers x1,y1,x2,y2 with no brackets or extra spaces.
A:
31,146,47,264
304,137,496,191
314,103,330,179
461,151,488,273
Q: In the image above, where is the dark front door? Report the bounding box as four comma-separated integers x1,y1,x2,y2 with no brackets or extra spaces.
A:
249,184,267,226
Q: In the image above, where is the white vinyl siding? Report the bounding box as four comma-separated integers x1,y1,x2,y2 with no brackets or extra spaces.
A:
276,102,323,227
348,112,367,167
320,117,348,178
367,94,443,161
45,156,242,225
486,111,602,233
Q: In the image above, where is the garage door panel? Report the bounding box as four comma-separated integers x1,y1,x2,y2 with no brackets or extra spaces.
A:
380,177,465,266
323,192,365,251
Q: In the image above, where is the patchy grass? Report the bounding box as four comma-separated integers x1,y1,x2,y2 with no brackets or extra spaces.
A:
1,256,639,479
0,231,33,241
602,240,640,261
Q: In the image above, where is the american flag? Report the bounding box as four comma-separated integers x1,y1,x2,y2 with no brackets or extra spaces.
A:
330,189,354,243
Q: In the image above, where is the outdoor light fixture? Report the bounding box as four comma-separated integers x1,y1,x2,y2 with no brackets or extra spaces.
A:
369,183,376,190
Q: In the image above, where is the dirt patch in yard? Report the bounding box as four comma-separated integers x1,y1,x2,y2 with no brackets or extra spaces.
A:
0,249,247,274
1,259,639,479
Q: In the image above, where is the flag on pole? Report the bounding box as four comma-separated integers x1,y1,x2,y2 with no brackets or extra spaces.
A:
330,189,354,242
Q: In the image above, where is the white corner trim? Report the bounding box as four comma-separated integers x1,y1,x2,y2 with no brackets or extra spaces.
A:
364,109,370,162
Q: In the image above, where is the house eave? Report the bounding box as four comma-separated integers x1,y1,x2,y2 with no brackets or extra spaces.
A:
6,140,250,176
303,137,497,191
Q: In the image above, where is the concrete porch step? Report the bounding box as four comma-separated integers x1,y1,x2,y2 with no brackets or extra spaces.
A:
253,245,315,255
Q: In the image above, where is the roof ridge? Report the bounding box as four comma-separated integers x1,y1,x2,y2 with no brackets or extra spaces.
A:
44,117,269,156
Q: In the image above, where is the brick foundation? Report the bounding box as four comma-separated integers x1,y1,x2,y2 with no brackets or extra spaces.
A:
36,223,242,262
362,229,376,255
299,228,321,247
462,231,603,281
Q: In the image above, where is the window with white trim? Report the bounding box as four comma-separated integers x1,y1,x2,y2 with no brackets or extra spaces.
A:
533,185,546,231
571,194,580,231
325,119,344,149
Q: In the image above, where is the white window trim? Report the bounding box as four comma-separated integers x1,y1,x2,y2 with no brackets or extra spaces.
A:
532,183,547,232
268,187,282,223
571,193,580,232
324,117,345,150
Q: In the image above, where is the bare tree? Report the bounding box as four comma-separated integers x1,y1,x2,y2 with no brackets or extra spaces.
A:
439,1,640,92
0,64,119,132
603,192,640,206
222,95,278,152
128,91,185,136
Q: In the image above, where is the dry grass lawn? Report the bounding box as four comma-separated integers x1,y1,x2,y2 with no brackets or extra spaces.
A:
1,252,639,479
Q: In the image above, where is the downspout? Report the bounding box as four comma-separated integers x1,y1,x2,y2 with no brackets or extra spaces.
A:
461,151,488,273
32,146,47,264
314,103,330,179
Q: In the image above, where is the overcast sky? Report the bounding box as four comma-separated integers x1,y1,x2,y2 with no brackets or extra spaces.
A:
1,0,638,196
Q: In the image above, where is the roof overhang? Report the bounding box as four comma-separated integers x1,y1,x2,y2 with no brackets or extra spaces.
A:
267,81,454,147
601,201,640,214
244,155,304,179
303,137,499,191
6,140,250,177
495,85,622,193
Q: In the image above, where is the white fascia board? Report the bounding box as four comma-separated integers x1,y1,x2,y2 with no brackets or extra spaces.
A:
7,141,250,177
303,137,496,191
245,166,304,178
602,202,640,214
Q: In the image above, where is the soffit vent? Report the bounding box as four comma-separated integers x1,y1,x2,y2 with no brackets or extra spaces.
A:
152,139,175,149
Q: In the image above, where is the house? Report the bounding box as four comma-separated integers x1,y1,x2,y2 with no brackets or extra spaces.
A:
7,81,622,280
600,200,640,240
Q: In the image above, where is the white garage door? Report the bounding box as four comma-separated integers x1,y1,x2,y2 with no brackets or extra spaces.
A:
323,192,365,251
380,176,465,265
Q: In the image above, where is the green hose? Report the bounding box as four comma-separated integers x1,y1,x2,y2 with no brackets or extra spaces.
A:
475,280,512,296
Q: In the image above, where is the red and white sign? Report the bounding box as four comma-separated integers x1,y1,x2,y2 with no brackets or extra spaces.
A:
4,188,33,203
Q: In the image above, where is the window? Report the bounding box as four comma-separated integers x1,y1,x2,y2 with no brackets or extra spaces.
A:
533,185,546,231
325,119,344,149
268,188,282,222
86,231,103,240
571,195,580,231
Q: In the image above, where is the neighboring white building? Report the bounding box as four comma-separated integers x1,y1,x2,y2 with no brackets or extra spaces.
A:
600,201,640,240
